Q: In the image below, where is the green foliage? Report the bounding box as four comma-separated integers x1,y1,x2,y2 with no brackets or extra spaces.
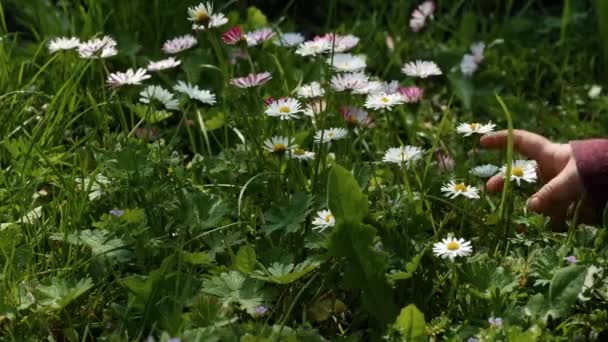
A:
261,192,313,236
34,277,94,312
392,304,426,342
202,271,269,316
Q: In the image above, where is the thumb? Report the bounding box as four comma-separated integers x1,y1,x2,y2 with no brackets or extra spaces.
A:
527,160,580,215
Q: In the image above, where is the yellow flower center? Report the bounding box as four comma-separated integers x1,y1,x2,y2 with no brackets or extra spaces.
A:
279,106,291,114
324,214,333,222
453,183,467,192
328,132,334,138
512,166,524,177
381,97,390,103
447,241,459,251
273,143,286,153
193,11,210,25
293,149,305,155
469,123,480,131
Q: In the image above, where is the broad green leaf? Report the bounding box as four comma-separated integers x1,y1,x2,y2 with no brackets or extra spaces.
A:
202,271,269,316
182,251,215,267
34,277,94,311
388,250,425,282
547,265,587,318
261,192,313,236
50,229,132,264
246,6,268,28
204,112,225,131
328,163,368,224
235,245,257,274
252,258,321,284
393,304,426,342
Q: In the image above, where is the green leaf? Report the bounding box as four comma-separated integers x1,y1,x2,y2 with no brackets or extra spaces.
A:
204,111,225,131
131,104,173,123
328,163,368,224
252,258,321,284
261,192,313,236
447,73,473,111
393,304,426,342
388,250,425,282
246,6,268,28
202,271,268,316
235,245,257,274
50,229,132,264
547,265,588,317
35,277,94,311
181,251,215,267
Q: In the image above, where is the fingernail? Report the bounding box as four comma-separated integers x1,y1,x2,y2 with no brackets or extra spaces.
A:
527,197,539,211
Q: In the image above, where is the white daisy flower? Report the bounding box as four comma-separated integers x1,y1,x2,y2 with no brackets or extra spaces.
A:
352,80,384,95
401,60,442,78
162,35,197,54
433,236,473,261
191,13,228,30
174,81,216,105
246,28,275,46
364,93,404,110
316,33,360,52
187,2,213,25
78,36,117,59
441,180,480,199
139,85,179,110
382,146,424,168
106,68,151,88
274,32,305,47
263,136,294,154
303,99,326,117
589,85,602,99
147,57,181,72
410,1,435,32
295,39,332,57
296,81,325,98
341,106,372,128
312,209,335,232
47,37,80,54
330,72,370,92
460,54,478,76
287,148,315,161
265,97,303,120
470,164,499,178
470,42,485,63
327,53,366,73
230,72,272,88
500,160,537,186
314,127,348,143
456,122,496,136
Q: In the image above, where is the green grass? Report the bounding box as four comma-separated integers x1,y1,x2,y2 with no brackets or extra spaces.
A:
1,0,608,341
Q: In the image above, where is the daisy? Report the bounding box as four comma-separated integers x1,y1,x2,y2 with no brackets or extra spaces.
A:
330,72,369,92
352,80,385,95
433,235,473,261
230,72,272,88
311,209,335,232
409,1,436,32
147,57,181,72
314,128,348,143
47,37,80,54
456,122,496,136
441,180,480,199
106,68,150,88
263,136,294,154
382,80,401,94
401,60,442,78
500,160,537,186
287,148,315,161
78,36,117,59
340,106,373,128
588,85,602,99
222,26,245,45
162,35,197,54
364,93,404,110
469,164,499,178
382,146,424,168
303,99,326,117
274,32,305,47
174,81,216,105
315,33,359,53
460,54,478,76
246,28,275,46
326,53,366,73
191,13,228,30
399,86,424,103
187,2,213,26
295,81,325,98
139,85,179,110
470,42,485,63
295,39,332,57
265,97,303,120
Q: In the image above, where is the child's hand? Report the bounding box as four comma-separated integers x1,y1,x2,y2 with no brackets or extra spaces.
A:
480,130,584,223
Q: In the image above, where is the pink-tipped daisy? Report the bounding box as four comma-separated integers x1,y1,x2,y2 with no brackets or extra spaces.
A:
229,72,272,88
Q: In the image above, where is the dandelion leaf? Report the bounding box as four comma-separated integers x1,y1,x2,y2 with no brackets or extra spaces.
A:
393,304,426,342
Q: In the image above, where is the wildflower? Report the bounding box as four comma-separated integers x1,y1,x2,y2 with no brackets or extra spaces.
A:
191,13,228,31
315,33,359,52
263,136,294,154
399,86,424,103
254,306,269,316
139,85,179,110
340,106,373,128
433,235,473,261
287,149,315,161
296,81,325,98
106,68,150,88
382,146,424,168
460,42,486,76
265,97,303,120
352,81,385,95
456,122,496,136
314,128,348,143
173,81,216,105
78,36,117,59
470,164,499,178
441,180,480,199
312,209,335,232
264,97,275,106
470,42,485,63
109,209,124,217
402,60,442,78
326,53,366,73
303,99,326,117
147,57,181,71
500,160,537,186
274,32,305,47
488,317,503,327
364,93,404,110
222,26,245,45
187,2,213,26
47,37,80,54
230,72,272,88
295,39,332,57
246,28,275,46
330,72,370,92
565,255,578,264
385,35,395,52
435,152,454,173
588,85,602,99
162,35,197,54
409,1,436,32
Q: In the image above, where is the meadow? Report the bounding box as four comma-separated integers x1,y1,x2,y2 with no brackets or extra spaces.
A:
1,0,608,340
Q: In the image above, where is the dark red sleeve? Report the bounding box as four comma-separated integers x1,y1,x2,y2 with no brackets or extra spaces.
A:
570,139,608,208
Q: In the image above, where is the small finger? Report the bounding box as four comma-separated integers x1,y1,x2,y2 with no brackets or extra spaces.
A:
485,174,504,193
480,129,551,161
